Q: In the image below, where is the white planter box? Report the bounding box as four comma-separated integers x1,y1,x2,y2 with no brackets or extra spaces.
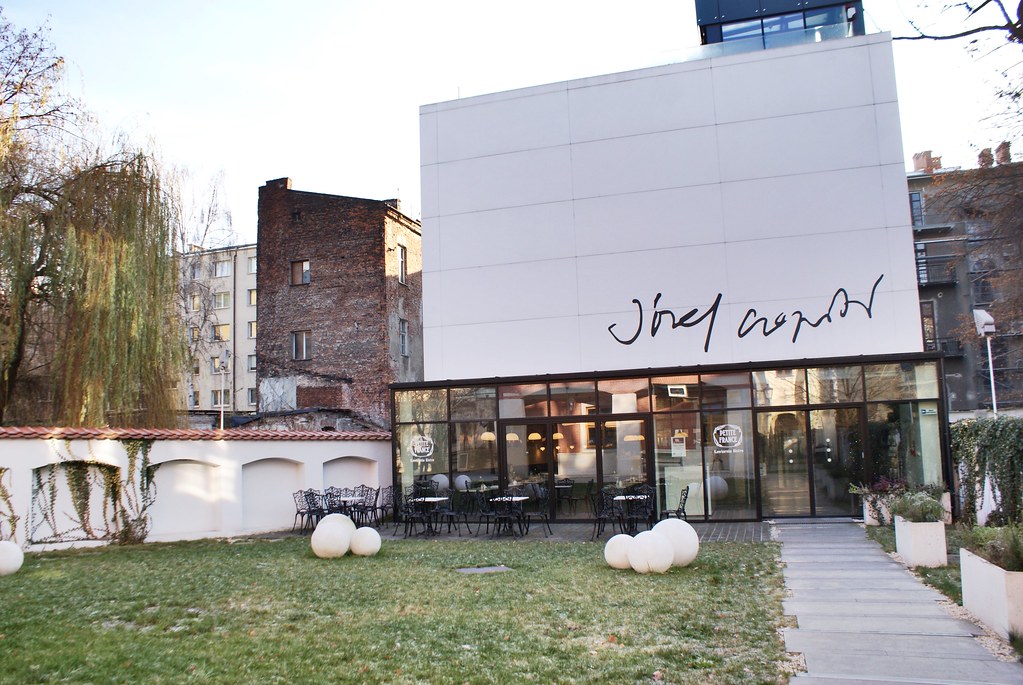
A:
894,516,947,567
961,548,1023,641
862,497,891,526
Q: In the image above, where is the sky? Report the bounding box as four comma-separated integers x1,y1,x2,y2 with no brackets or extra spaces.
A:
4,1,1019,244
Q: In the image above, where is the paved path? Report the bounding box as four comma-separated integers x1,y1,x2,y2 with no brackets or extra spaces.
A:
778,520,1023,685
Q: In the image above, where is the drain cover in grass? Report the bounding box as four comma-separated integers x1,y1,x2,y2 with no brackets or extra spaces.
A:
456,565,511,574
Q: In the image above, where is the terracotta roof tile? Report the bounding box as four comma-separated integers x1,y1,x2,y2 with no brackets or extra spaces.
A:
0,426,391,441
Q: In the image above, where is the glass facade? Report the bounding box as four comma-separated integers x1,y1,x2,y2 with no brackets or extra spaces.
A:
391,355,948,522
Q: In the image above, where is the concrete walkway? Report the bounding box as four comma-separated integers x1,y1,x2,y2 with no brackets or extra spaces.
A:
778,520,1023,685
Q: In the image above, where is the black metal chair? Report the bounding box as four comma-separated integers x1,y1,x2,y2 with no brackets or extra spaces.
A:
525,485,552,537
375,484,397,526
660,485,689,521
435,489,472,536
474,490,498,536
353,485,378,526
292,490,312,531
396,489,428,537
303,489,327,529
591,486,620,541
555,478,575,513
628,483,657,532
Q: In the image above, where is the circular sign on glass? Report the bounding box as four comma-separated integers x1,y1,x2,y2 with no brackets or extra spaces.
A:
410,434,435,461
712,424,742,450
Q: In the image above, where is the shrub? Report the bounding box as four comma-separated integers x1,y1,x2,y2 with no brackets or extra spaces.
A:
984,525,1023,572
890,491,945,523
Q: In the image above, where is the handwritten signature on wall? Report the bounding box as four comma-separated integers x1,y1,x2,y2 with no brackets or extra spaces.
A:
607,274,885,352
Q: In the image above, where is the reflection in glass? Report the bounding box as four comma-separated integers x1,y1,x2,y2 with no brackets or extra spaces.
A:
395,388,447,423
396,423,449,492
810,408,863,515
808,366,864,404
498,384,548,418
865,401,943,489
864,362,939,402
450,422,497,492
597,378,651,414
450,386,497,420
703,409,757,519
653,412,703,519
505,424,549,489
758,410,810,517
701,373,752,409
752,369,807,407
553,421,596,520
600,419,647,488
550,381,596,417
652,375,700,412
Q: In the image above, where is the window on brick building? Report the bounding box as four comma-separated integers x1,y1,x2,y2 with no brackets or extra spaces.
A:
214,291,231,309
248,256,257,274
398,244,408,285
247,354,257,371
248,289,257,306
292,330,312,360
248,321,257,338
291,260,310,285
247,388,257,406
214,260,231,278
399,318,409,357
212,324,230,341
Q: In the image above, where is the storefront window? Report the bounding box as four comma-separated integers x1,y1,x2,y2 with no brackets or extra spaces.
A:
652,374,700,412
752,369,807,407
550,381,596,417
597,378,651,414
808,365,864,404
553,421,597,519
701,373,752,409
395,388,447,423
395,423,449,492
600,419,647,488
865,362,939,401
653,412,702,519
498,384,548,418
450,386,497,420
865,401,943,488
450,421,497,491
702,409,756,519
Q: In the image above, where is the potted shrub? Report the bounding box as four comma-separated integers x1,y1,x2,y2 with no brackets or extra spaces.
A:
961,525,1023,641
850,477,907,526
890,491,947,568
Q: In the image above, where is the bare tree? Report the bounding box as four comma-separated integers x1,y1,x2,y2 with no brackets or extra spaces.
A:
895,1,1023,44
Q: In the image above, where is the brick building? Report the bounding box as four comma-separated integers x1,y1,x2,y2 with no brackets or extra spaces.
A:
256,178,422,429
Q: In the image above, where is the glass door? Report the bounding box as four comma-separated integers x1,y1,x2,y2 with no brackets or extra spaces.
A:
809,408,863,516
758,410,810,516
552,421,597,520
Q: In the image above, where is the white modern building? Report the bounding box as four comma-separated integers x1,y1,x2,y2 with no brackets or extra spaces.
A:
395,30,947,521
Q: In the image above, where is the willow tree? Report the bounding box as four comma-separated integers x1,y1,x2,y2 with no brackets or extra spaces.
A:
0,12,184,427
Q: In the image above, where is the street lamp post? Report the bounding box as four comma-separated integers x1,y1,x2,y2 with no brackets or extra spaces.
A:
973,309,998,416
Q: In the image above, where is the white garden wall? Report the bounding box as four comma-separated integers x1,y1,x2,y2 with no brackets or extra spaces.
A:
0,427,391,549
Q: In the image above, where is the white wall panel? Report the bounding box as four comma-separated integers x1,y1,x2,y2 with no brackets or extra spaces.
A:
573,185,725,256
435,90,570,162
435,317,582,378
720,167,886,242
437,146,573,216
568,67,716,142
571,127,720,199
439,202,576,269
241,458,301,532
149,460,220,537
713,44,874,124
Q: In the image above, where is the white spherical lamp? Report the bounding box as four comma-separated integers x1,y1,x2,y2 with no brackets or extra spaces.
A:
0,540,24,576
455,474,472,491
350,527,382,557
310,514,355,558
431,473,450,492
603,534,634,570
652,518,700,567
628,530,674,574
707,475,729,500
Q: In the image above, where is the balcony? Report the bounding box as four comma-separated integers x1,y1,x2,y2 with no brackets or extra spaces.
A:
916,256,957,286
924,337,964,357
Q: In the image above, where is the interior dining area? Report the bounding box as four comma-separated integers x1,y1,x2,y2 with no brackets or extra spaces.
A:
391,353,949,522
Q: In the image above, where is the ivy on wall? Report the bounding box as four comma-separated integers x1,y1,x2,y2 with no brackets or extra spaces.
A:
951,417,1023,525
29,439,159,545
0,467,19,541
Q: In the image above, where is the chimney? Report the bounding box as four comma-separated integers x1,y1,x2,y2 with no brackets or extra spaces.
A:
995,141,1011,165
263,177,292,190
912,151,940,172
383,198,401,211
979,148,994,168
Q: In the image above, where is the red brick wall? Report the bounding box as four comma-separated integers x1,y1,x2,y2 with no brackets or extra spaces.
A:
256,178,423,428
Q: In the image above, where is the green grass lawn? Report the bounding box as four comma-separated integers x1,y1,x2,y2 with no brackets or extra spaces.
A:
0,536,788,684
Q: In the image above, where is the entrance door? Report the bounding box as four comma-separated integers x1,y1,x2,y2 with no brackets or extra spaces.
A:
758,411,810,516
809,408,863,516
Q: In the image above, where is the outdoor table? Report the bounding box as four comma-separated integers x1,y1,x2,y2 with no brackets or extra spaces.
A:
613,494,649,534
410,496,449,535
491,496,529,536
334,495,361,516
